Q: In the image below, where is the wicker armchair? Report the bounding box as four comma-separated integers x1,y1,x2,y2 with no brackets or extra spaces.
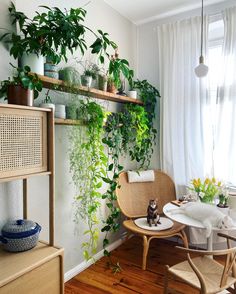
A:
116,170,188,270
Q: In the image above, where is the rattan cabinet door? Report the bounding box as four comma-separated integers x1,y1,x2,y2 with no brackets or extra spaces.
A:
0,106,48,179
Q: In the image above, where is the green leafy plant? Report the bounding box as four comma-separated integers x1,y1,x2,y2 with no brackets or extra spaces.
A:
69,100,107,261
123,104,150,167
1,3,118,65
108,50,134,89
132,79,161,167
43,89,52,104
0,63,42,99
101,112,125,272
82,62,100,80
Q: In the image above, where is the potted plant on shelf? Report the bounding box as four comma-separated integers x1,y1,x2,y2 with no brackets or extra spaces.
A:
80,62,100,88
0,3,88,74
0,64,42,106
107,75,117,94
217,185,229,214
1,4,119,76
40,90,55,110
107,49,134,93
127,77,137,99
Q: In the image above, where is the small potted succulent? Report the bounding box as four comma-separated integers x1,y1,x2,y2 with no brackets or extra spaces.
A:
40,90,55,111
80,62,99,88
127,77,137,99
0,64,42,106
217,185,229,215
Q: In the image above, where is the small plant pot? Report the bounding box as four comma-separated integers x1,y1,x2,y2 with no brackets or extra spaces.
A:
59,67,80,86
40,103,55,111
128,90,137,99
107,81,117,94
217,206,229,215
81,75,92,87
66,105,77,120
20,53,44,75
44,63,59,79
98,75,108,91
55,104,66,119
7,85,34,106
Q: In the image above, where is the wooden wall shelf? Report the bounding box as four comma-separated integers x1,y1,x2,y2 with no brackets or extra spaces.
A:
54,118,84,126
37,74,143,105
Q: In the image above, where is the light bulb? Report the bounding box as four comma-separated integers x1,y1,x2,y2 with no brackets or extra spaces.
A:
195,56,208,78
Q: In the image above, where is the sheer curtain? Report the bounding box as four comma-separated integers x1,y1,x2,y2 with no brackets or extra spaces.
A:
214,7,236,184
157,16,210,195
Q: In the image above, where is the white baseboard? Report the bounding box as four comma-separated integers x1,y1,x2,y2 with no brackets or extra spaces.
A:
64,237,123,282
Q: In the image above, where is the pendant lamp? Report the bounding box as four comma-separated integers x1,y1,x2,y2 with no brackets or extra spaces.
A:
195,0,208,78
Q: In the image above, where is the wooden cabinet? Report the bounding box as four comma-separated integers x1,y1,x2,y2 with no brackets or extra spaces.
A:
0,104,64,293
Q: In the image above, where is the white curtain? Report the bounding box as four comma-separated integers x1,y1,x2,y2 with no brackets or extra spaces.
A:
157,16,210,195
214,7,236,184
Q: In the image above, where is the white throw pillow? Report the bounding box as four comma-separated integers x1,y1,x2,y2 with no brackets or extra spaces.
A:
127,170,155,183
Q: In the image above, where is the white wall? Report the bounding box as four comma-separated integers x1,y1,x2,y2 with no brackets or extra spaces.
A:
137,0,236,169
0,0,138,274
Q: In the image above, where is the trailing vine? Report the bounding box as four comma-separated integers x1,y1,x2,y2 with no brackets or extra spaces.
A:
133,79,161,167
100,105,151,271
124,104,150,167
69,100,107,261
67,81,160,267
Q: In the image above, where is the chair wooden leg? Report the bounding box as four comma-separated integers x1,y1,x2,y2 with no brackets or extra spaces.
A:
142,235,149,270
164,265,170,294
180,230,188,248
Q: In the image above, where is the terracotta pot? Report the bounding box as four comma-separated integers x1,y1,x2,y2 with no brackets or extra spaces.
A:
107,81,117,94
7,85,34,106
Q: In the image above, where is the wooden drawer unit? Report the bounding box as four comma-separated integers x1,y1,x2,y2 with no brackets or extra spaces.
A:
0,242,64,294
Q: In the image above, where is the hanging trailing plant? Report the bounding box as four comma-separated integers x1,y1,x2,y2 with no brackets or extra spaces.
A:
69,100,107,261
133,80,161,167
100,104,150,271
123,104,150,167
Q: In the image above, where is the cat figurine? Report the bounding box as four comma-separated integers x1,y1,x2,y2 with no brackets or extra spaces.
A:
147,199,161,227
170,202,234,237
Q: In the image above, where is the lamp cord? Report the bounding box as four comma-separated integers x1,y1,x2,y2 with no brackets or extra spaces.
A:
200,0,204,57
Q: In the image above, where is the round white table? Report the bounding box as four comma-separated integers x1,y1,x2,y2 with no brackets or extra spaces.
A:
163,203,236,251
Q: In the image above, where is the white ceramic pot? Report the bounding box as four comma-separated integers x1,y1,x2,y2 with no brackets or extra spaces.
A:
128,90,137,99
55,104,66,119
217,206,230,215
81,75,92,87
40,103,55,112
20,53,44,75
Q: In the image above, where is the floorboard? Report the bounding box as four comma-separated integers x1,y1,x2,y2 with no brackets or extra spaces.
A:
64,236,208,294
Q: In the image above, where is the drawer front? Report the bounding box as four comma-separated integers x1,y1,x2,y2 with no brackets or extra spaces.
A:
0,107,48,178
0,256,62,294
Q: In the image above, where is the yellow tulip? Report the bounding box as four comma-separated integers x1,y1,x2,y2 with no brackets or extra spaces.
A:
204,178,210,185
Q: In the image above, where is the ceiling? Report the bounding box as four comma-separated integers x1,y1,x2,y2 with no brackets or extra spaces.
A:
103,0,225,25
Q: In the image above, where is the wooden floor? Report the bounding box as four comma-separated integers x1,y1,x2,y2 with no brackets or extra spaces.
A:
65,236,208,294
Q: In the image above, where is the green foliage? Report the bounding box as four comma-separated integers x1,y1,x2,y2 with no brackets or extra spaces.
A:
83,63,100,80
90,29,117,64
123,104,151,167
0,63,42,99
69,100,107,261
1,2,118,65
108,57,134,89
132,79,161,167
101,113,124,256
